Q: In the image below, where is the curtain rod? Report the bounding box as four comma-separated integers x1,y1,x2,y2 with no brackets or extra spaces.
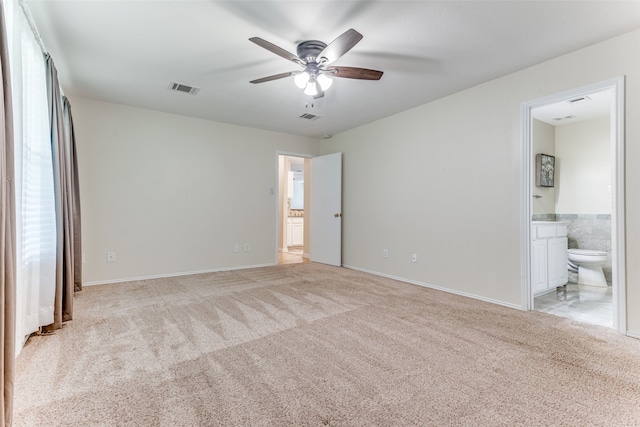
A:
19,0,47,55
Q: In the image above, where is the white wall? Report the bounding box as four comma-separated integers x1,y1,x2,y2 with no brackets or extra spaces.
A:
555,117,611,214
532,119,556,214
321,29,640,334
320,82,524,307
71,97,318,284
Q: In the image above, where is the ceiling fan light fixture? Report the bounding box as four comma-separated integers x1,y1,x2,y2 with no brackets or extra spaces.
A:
317,74,333,91
294,71,310,89
304,81,318,96
249,29,383,96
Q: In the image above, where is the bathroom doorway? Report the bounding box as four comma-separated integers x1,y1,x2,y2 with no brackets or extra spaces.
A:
277,154,310,265
521,78,626,332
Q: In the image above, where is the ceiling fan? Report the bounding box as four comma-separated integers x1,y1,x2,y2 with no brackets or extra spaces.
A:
249,29,383,99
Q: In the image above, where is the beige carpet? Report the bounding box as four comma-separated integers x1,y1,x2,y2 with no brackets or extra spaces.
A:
14,263,640,426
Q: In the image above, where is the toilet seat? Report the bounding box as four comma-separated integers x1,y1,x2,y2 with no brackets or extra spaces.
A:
567,249,606,257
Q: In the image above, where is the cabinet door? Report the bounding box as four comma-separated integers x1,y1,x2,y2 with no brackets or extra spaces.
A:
548,237,568,287
291,218,304,246
532,239,548,293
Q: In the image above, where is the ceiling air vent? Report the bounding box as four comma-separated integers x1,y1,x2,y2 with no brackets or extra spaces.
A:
568,95,591,104
169,82,200,95
299,113,321,121
552,115,577,121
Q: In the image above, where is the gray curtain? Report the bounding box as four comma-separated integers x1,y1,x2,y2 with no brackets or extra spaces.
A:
0,1,16,425
44,55,75,330
63,98,81,292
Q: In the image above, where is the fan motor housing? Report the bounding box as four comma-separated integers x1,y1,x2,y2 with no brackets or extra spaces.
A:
296,40,327,63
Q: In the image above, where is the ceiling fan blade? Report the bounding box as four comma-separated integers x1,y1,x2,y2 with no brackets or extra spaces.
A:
330,66,383,80
250,71,297,84
317,29,363,65
249,37,303,65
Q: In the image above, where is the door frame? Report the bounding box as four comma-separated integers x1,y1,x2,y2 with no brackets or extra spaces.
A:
275,151,312,265
520,77,626,333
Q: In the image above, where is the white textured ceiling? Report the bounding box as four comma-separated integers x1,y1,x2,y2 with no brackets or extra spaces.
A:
532,89,612,126
26,0,640,139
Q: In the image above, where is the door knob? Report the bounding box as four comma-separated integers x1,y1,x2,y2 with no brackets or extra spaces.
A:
334,213,342,218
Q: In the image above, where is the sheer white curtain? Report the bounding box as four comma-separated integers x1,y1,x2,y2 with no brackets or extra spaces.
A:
4,1,56,355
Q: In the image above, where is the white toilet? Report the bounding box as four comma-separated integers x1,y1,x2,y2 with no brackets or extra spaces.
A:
567,249,609,287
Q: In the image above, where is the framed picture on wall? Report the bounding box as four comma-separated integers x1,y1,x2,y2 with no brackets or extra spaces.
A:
536,153,555,187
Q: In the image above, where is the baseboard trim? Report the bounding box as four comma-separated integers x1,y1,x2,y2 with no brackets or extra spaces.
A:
82,263,276,287
86,262,519,311
626,331,640,340
342,264,522,311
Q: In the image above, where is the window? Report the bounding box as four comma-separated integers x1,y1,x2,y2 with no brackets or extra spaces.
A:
6,1,56,354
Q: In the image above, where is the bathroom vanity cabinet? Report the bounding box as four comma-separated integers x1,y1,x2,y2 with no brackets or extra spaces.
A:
286,217,304,247
532,222,568,295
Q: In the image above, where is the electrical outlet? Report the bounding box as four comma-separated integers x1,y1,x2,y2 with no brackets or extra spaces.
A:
244,244,250,252
383,249,388,258
411,253,417,263
234,244,240,253
107,251,116,263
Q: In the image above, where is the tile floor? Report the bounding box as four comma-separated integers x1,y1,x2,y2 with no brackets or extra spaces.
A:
534,282,613,328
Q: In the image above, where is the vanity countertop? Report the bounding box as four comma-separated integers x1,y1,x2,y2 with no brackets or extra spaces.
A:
532,221,568,225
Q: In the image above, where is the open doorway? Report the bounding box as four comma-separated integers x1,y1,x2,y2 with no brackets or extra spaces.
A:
521,78,626,333
277,155,310,265
531,89,613,327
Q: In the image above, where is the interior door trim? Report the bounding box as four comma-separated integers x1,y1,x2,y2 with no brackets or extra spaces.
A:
519,76,626,334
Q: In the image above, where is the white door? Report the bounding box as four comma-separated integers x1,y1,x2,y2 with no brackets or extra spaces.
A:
310,152,342,266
